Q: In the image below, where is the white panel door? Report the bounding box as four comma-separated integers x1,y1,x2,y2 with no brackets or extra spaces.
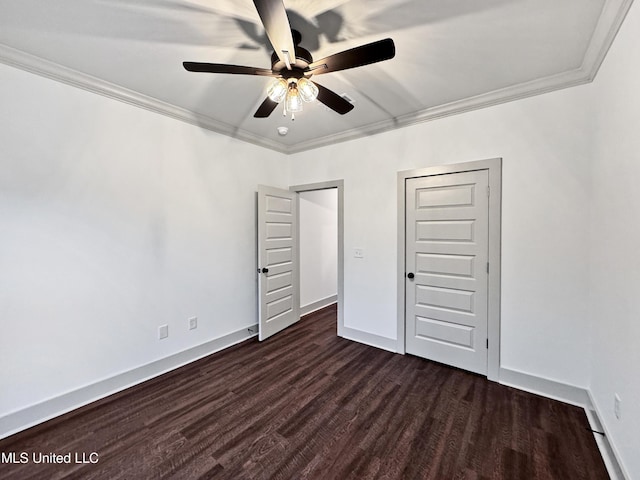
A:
405,170,489,375
258,185,300,341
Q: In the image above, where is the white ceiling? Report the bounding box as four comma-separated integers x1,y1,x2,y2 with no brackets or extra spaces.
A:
0,0,631,153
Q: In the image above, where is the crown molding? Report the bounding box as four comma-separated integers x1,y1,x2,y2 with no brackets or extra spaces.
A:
286,68,591,154
0,0,633,155
286,0,634,154
0,43,288,154
581,0,635,81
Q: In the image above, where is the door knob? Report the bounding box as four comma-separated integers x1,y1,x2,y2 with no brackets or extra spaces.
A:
261,267,269,274
407,272,415,279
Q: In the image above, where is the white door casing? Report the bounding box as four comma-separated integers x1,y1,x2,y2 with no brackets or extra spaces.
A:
405,169,490,375
290,180,345,338
257,185,300,341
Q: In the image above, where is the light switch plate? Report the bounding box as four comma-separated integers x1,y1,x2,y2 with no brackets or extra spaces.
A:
158,324,168,339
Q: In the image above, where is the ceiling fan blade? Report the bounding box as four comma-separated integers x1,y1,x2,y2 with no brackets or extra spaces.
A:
307,38,395,75
314,82,354,115
252,0,296,67
183,62,277,76
254,97,279,118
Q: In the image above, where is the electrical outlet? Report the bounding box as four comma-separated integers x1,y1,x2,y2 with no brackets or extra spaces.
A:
614,394,621,420
354,248,364,258
158,324,168,340
189,316,198,330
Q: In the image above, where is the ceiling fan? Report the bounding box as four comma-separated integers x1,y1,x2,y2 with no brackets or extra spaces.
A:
183,0,395,119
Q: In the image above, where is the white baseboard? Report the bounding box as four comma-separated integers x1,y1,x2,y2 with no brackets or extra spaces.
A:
499,367,628,480
340,326,397,353
300,295,337,317
0,325,258,440
498,367,590,407
586,391,630,480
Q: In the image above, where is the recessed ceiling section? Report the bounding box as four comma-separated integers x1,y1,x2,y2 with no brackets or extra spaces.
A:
0,0,631,153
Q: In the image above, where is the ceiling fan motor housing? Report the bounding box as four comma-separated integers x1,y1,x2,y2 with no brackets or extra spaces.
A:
269,29,312,75
270,47,313,76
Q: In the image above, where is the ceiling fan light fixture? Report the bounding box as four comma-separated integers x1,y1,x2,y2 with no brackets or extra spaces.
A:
267,78,288,103
285,83,303,113
297,77,319,102
183,0,396,119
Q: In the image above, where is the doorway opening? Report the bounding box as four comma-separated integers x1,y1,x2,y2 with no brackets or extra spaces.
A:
291,180,344,336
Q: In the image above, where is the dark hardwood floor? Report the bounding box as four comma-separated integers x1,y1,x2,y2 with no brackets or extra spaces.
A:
0,304,608,479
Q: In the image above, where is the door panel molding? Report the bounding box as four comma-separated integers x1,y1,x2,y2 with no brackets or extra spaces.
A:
397,158,502,381
258,185,300,341
406,170,489,374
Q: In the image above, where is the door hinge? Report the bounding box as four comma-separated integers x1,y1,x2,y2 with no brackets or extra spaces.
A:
487,186,490,197
486,338,489,349
486,262,489,274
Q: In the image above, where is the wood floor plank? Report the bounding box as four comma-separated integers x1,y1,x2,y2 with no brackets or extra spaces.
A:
0,304,609,479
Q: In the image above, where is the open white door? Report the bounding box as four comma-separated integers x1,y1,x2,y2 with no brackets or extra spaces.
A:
257,185,300,341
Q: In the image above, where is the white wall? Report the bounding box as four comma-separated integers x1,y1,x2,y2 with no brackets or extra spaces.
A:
299,189,338,310
2,5,639,475
289,84,594,388
588,1,640,477
0,63,289,418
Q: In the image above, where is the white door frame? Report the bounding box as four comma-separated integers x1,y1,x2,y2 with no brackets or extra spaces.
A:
397,158,502,381
290,180,344,336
